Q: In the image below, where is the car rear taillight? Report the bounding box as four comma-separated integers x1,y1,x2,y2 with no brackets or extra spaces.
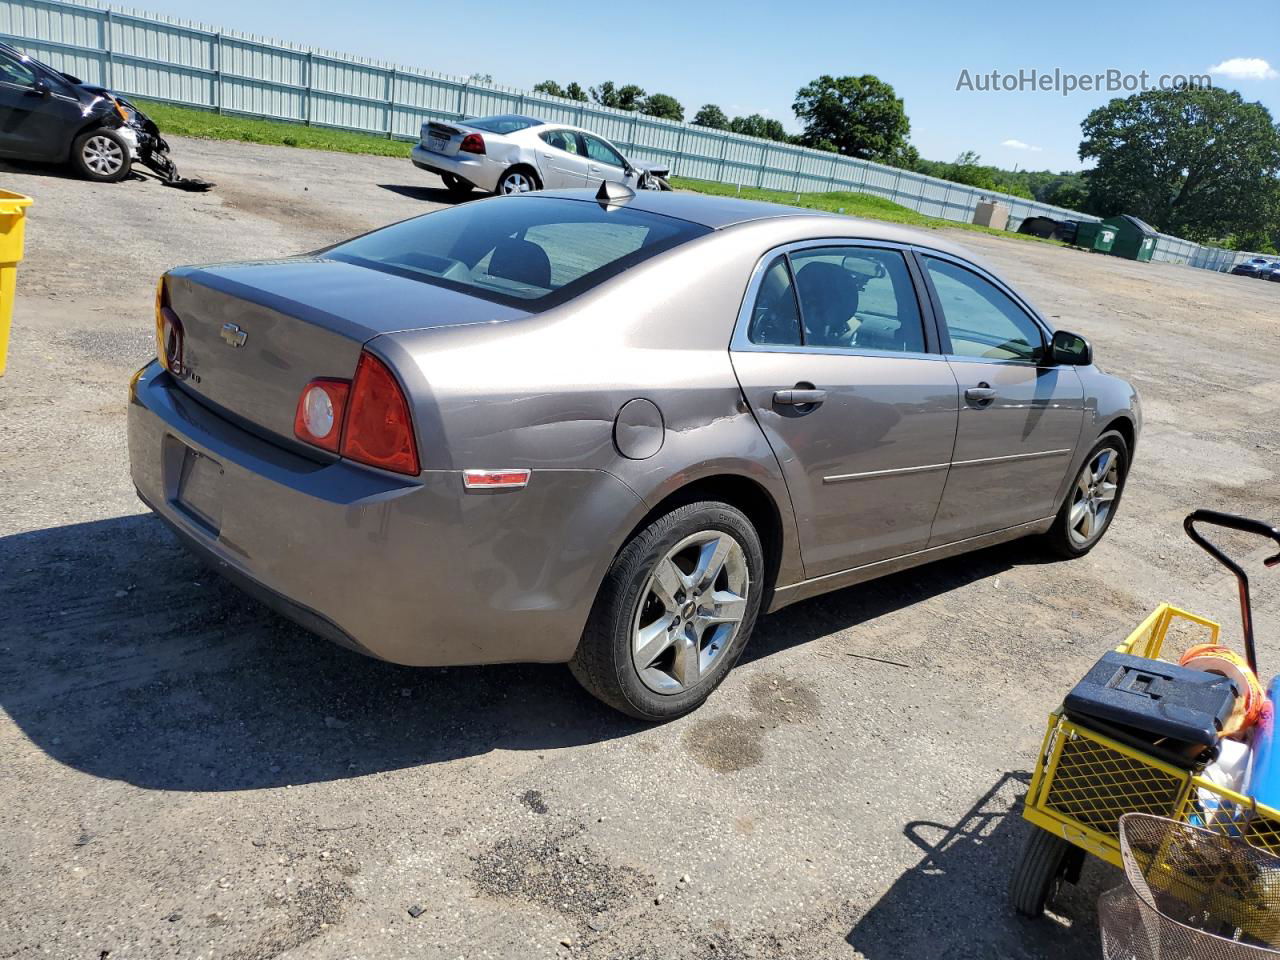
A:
292,351,419,475
293,379,350,453
459,133,485,155
154,277,183,375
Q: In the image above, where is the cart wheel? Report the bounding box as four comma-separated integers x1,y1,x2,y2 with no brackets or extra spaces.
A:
1010,825,1074,917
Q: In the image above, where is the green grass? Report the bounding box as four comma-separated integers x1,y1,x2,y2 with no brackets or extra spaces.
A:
669,176,1061,244
134,100,412,157
132,101,1056,243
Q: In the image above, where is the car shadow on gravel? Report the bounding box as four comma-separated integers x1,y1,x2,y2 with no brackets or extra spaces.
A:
743,538,1058,666
376,183,477,205
846,771,1111,958
0,513,647,792
1,513,1058,794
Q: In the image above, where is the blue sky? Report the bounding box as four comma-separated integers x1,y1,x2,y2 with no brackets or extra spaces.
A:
147,0,1278,172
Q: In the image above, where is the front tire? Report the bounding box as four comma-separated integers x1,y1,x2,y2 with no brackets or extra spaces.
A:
496,167,540,195
72,128,132,183
569,501,764,721
1043,430,1129,558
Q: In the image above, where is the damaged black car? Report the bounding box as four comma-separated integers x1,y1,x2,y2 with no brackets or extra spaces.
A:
0,41,206,188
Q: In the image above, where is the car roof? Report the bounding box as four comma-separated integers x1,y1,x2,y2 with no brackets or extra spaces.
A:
523,189,981,259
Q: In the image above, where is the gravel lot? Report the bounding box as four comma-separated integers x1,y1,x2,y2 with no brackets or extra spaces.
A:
2,136,1279,960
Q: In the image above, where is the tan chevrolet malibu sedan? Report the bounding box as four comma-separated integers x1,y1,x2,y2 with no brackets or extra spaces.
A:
129,187,1140,720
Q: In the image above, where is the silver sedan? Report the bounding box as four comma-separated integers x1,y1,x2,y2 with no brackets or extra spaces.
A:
128,189,1139,720
410,113,670,196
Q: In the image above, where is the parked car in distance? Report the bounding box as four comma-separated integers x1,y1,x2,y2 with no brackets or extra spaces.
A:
1231,257,1274,278
1260,262,1280,282
0,40,174,182
128,189,1140,720
410,113,671,197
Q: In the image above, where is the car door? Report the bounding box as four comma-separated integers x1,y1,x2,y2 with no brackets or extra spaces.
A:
579,132,629,189
0,51,73,159
534,128,590,188
729,243,960,578
918,252,1085,544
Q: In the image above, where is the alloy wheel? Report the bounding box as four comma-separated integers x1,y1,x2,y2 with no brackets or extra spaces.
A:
1067,447,1120,547
500,172,534,194
83,135,125,176
631,531,749,695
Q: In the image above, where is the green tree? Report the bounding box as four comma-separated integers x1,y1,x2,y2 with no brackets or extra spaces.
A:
729,114,789,142
467,73,493,85
590,81,646,111
640,93,684,121
533,80,587,102
1079,87,1280,240
692,103,729,129
792,74,915,166
1042,177,1090,211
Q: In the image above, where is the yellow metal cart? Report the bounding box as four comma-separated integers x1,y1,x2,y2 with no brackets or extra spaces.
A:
1012,511,1280,917
0,189,33,377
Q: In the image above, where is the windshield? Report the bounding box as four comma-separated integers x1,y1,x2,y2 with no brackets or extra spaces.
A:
327,197,710,309
466,114,543,134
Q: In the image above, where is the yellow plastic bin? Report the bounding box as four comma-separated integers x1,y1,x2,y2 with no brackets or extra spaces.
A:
0,190,33,377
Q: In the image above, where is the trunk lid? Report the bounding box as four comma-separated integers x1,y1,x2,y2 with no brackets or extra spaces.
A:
166,257,526,449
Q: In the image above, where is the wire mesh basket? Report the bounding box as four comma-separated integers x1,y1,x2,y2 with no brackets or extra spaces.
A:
1100,813,1280,958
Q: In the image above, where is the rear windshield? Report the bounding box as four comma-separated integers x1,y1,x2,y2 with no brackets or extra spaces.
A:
327,197,711,309
466,114,543,134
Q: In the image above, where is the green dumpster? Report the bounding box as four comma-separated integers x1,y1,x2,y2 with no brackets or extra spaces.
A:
1104,214,1158,262
1074,221,1117,253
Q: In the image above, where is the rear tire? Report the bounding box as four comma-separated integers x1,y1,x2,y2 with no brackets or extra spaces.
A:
440,172,473,197
569,501,764,722
496,167,540,195
1009,825,1074,917
72,128,132,183
1043,430,1129,559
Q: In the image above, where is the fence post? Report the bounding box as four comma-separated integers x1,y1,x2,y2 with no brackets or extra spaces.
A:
212,32,222,113
102,8,113,89
717,132,729,184
629,111,638,152
756,142,766,189
303,51,312,125
825,155,838,193
792,149,803,195
386,67,396,139
456,81,466,119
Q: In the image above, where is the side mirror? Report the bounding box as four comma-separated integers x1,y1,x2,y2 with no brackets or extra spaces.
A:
1051,329,1092,366
31,78,51,98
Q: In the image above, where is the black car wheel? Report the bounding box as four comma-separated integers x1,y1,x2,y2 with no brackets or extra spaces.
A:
72,128,132,183
570,501,764,721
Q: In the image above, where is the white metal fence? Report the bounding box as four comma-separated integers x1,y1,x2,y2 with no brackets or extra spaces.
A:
0,0,1260,272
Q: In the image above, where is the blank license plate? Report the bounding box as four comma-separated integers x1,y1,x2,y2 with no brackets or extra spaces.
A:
176,446,223,534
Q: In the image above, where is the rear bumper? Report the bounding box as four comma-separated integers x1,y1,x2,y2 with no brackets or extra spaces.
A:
410,144,503,192
127,361,646,666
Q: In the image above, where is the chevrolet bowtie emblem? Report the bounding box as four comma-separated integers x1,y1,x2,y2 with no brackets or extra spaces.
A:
220,322,247,348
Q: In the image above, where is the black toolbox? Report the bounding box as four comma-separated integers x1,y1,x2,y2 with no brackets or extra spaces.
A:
1063,652,1238,767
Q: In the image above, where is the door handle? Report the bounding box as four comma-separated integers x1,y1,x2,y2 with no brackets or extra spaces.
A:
774,388,827,407
965,383,997,405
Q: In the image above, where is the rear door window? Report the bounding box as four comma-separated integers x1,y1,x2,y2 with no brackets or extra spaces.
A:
789,247,926,353
538,129,583,155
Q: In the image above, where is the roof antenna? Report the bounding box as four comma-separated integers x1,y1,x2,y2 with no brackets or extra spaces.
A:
596,179,635,207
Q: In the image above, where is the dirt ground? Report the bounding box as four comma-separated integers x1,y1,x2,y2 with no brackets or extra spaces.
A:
2,136,1279,960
